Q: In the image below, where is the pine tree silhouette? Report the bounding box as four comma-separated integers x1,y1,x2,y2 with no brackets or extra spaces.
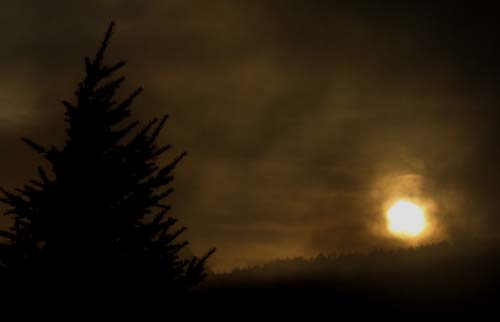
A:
0,22,214,292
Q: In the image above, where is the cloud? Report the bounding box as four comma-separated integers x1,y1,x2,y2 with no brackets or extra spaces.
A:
1,0,500,271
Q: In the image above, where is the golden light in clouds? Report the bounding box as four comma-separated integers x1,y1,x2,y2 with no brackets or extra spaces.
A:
387,200,426,237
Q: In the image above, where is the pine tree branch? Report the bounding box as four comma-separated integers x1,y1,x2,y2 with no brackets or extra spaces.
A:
158,152,187,178
203,248,217,261
94,76,125,100
85,57,93,74
114,121,140,141
152,207,171,226
102,61,126,78
94,21,115,68
0,187,21,203
115,87,143,114
153,188,174,203
0,231,16,240
28,180,43,188
37,168,50,185
161,226,187,244
157,216,177,231
61,100,78,114
149,114,169,145
151,144,171,159
126,118,158,150
22,138,46,154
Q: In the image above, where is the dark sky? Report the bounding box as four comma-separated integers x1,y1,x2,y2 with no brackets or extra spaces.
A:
1,0,500,271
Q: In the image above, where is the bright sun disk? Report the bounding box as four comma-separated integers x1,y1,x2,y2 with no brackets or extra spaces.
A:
387,200,426,237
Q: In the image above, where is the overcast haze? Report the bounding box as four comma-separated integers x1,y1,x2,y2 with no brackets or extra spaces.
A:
1,0,500,271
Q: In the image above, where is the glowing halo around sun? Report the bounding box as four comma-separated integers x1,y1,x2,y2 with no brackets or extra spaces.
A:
386,200,426,237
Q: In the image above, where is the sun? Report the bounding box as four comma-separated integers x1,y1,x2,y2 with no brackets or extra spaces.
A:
386,200,426,237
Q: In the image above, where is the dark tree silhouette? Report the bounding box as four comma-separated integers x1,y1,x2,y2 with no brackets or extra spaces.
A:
0,22,214,292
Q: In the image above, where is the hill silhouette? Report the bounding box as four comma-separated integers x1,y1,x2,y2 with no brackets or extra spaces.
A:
198,240,500,312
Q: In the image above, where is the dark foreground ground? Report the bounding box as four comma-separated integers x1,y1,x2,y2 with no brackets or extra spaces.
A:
195,241,500,313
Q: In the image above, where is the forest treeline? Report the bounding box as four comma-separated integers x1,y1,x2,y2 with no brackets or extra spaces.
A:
199,240,500,311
